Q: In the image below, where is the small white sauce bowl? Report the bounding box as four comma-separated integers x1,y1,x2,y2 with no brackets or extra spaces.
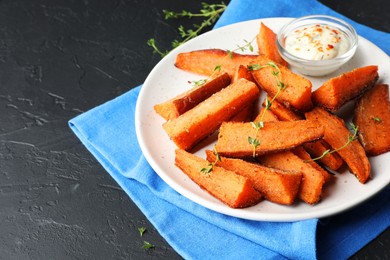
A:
277,15,358,76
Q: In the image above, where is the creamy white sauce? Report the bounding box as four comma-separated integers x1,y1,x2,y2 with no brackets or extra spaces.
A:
284,24,350,60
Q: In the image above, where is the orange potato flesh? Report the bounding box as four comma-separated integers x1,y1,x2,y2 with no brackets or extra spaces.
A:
175,149,262,208
249,57,313,112
154,72,231,120
215,120,324,158
163,78,260,150
305,107,371,183
259,151,325,205
257,22,288,67
262,98,343,171
206,150,302,205
312,65,379,112
354,84,390,156
175,49,260,78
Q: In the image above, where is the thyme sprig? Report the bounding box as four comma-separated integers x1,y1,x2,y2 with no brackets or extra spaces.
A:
307,122,359,162
148,2,227,57
200,147,221,174
249,122,263,157
246,62,286,157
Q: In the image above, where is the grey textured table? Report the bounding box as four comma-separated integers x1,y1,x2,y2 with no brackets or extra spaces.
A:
0,0,388,259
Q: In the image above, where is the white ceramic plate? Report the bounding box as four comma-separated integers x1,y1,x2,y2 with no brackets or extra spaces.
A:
135,18,390,222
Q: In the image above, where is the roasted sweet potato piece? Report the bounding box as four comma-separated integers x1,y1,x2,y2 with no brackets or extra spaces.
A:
354,84,390,156
175,49,259,78
259,151,325,205
254,108,329,202
163,78,260,150
292,146,332,183
175,149,262,208
303,141,344,171
229,102,256,122
263,97,303,121
305,107,371,183
215,120,324,158
232,64,256,83
253,106,279,123
257,22,288,67
262,98,343,170
154,72,231,120
249,57,313,112
206,150,302,205
312,65,379,112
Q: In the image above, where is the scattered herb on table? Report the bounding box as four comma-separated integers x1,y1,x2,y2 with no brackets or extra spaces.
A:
138,227,146,237
147,2,227,57
142,241,155,250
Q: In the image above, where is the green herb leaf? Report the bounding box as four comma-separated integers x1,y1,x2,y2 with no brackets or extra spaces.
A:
138,227,146,237
143,241,155,249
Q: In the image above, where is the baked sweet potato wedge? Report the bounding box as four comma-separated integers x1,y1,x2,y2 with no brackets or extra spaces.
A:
312,65,379,112
303,141,344,171
175,49,259,78
215,120,324,158
354,84,390,156
232,64,256,83
305,107,371,183
175,149,262,208
154,72,231,120
292,146,332,183
206,150,302,205
229,102,256,123
249,57,313,112
262,97,303,121
262,98,343,170
163,78,260,150
257,22,288,67
259,151,325,205
253,106,279,123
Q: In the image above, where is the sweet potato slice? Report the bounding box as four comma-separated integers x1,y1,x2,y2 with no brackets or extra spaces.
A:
154,72,231,120
257,22,288,67
175,49,259,78
263,97,303,121
262,98,343,170
253,106,279,123
254,107,328,201
229,102,256,122
292,146,332,183
305,107,371,183
175,149,262,208
232,64,256,83
354,84,390,156
303,141,344,171
312,65,379,112
206,150,302,205
215,120,324,158
163,78,260,150
259,151,325,204
249,57,313,112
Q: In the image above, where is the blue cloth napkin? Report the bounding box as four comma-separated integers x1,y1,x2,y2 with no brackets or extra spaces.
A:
69,0,390,259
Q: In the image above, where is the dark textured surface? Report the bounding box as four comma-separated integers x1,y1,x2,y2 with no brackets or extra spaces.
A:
0,0,388,259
